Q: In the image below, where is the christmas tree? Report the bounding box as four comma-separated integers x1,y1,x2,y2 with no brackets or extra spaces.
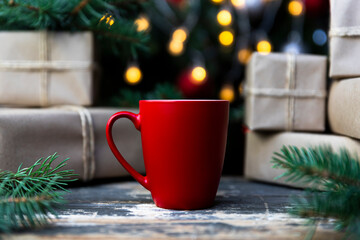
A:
102,0,329,121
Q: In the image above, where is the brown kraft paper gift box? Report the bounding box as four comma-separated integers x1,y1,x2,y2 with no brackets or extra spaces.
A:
244,131,360,188
245,52,327,131
0,31,94,107
328,79,360,140
0,107,144,181
329,0,360,78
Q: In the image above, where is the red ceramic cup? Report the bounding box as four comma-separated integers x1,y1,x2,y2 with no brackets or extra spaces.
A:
106,100,229,210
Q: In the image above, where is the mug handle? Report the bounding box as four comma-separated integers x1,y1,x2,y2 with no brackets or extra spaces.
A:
106,111,150,190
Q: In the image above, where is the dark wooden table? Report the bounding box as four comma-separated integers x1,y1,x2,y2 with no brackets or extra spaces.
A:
3,177,342,239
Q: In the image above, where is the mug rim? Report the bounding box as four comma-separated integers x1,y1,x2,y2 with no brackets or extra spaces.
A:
140,99,229,103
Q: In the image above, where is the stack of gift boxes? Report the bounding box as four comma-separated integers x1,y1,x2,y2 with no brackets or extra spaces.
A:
244,0,360,188
0,31,144,181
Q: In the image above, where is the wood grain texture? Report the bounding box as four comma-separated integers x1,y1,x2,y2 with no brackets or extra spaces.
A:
2,177,343,239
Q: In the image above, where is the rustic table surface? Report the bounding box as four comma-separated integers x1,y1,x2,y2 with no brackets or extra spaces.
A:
3,177,342,240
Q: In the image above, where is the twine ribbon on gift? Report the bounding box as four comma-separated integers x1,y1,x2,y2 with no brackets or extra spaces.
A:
286,53,296,131
0,31,92,107
245,53,326,131
329,26,360,37
54,106,95,181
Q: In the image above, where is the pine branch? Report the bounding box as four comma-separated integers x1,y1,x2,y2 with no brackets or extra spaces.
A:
272,145,360,238
272,145,360,189
0,0,149,57
71,0,91,15
0,153,77,232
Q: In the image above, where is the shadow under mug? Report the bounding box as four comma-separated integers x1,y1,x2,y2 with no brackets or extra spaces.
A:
106,100,229,210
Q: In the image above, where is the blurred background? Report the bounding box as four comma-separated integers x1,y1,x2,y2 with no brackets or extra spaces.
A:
99,0,330,174
0,0,330,175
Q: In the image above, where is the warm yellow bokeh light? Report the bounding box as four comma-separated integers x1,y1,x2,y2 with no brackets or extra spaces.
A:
100,14,115,27
125,66,142,85
237,48,252,64
172,28,188,42
231,0,246,9
217,10,232,26
256,40,272,55
135,16,150,32
220,85,235,102
191,66,207,84
288,0,304,16
219,31,234,46
211,0,225,4
168,39,184,56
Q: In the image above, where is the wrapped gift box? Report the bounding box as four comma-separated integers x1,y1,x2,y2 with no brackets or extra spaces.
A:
0,107,144,181
0,31,94,107
329,0,360,78
328,79,360,139
245,52,327,131
244,131,360,188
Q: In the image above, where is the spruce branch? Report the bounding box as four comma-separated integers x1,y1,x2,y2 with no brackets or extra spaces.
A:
0,153,77,233
0,0,149,57
272,145,360,238
71,0,91,15
272,145,360,189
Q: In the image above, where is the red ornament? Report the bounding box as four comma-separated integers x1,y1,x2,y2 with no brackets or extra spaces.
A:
304,0,329,15
177,69,212,98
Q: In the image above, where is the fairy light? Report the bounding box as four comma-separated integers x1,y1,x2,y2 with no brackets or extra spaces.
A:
219,31,234,46
217,9,232,26
124,66,142,85
135,15,150,32
288,0,304,16
172,27,188,42
168,39,184,56
211,0,225,4
237,48,252,64
256,40,272,55
231,0,246,9
191,66,207,84
100,14,115,27
220,85,235,102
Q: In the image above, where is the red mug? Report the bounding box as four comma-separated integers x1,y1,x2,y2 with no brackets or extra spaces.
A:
106,100,229,210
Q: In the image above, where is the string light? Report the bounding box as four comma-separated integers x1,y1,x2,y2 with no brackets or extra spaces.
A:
172,27,188,42
191,66,207,84
211,0,225,4
219,31,234,46
237,48,252,64
168,39,184,56
288,0,304,16
168,27,188,56
256,40,272,55
313,29,327,46
100,14,115,26
217,10,232,26
231,0,246,9
220,85,235,102
124,65,142,85
135,15,150,32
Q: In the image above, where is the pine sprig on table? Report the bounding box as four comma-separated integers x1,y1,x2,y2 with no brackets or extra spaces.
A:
272,145,360,237
0,153,77,233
